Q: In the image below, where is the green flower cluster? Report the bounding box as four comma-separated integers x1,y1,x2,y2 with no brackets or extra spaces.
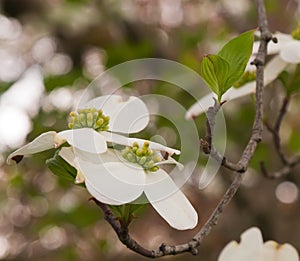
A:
292,26,300,40
68,108,110,131
233,70,256,88
122,141,162,172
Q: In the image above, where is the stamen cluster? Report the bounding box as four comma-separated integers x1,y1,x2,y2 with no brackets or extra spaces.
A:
292,26,300,40
68,108,110,131
122,141,162,172
233,70,256,88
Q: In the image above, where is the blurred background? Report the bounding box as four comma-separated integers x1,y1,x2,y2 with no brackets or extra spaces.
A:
1,0,300,260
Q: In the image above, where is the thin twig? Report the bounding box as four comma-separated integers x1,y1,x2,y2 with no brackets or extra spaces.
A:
193,173,244,241
265,96,290,165
92,199,155,258
261,95,300,178
261,155,300,178
235,0,271,171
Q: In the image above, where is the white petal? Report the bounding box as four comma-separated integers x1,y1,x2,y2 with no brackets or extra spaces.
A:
59,147,130,205
144,169,197,230
276,243,300,261
109,96,150,133
84,95,123,115
7,131,56,164
280,41,300,64
222,55,288,102
73,148,121,165
185,92,217,119
102,131,180,155
218,227,264,261
57,128,107,154
59,147,85,183
60,146,124,169
85,179,126,205
185,85,255,118
236,227,264,261
263,241,300,261
218,241,239,261
222,82,256,102
245,54,256,72
84,95,150,133
267,32,294,55
77,159,145,204
263,241,279,260
240,227,264,246
59,146,77,167
154,156,184,170
252,41,260,55
264,55,288,85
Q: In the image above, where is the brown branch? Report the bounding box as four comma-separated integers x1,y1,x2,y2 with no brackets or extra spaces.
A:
265,96,290,165
92,199,155,258
260,96,300,178
261,156,300,178
235,0,272,171
91,172,244,258
193,173,244,241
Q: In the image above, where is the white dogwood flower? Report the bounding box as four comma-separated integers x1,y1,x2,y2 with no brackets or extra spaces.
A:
7,95,180,165
218,227,299,261
266,31,300,64
59,143,197,230
185,31,300,119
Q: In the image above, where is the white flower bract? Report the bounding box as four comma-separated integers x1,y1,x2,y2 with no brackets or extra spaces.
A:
185,31,299,119
59,147,197,230
7,95,165,164
6,94,193,230
218,227,299,261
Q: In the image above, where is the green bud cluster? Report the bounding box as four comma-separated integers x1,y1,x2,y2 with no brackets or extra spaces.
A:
68,108,110,131
122,141,162,172
292,26,300,40
233,70,256,88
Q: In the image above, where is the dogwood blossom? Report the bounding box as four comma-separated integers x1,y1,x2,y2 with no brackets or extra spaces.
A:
266,31,300,64
58,143,198,230
7,95,179,165
218,227,299,261
185,30,300,119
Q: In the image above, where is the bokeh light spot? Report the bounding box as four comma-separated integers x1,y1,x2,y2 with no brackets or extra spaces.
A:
275,181,299,204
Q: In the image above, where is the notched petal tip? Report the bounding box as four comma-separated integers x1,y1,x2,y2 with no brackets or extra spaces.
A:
75,171,85,184
7,155,24,164
6,131,57,165
12,155,24,164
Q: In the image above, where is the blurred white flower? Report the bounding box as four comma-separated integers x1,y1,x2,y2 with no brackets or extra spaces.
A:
218,227,299,261
266,32,300,64
185,31,300,119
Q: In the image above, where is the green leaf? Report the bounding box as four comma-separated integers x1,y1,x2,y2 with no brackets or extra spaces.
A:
278,70,290,90
0,81,14,95
278,65,300,95
46,149,77,182
218,30,255,89
200,54,230,100
288,75,300,95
